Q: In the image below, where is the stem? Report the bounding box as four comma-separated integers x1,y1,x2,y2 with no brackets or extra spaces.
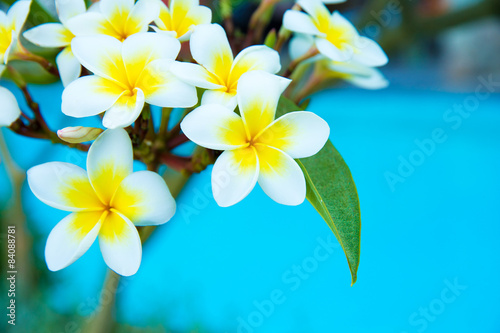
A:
243,0,279,47
9,120,90,152
282,47,319,78
160,152,194,173
284,61,313,99
159,108,172,138
167,133,189,149
20,86,51,132
293,72,323,105
13,44,59,78
83,271,120,333
167,108,192,139
274,3,299,52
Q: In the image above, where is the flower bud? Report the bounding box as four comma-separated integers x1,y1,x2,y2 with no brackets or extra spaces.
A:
57,126,103,144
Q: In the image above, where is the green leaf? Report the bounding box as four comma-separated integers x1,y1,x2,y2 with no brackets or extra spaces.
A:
276,97,361,285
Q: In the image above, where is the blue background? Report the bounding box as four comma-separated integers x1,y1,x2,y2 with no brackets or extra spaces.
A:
1,82,500,332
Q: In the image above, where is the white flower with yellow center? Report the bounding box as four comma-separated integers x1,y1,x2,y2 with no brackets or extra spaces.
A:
62,32,197,129
283,0,388,66
323,59,389,89
153,0,211,41
0,0,31,65
290,34,388,90
24,0,87,87
65,0,160,41
181,71,330,207
170,23,281,110
27,128,176,276
0,86,21,126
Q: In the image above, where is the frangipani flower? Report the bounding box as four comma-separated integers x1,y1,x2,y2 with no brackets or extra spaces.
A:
283,0,388,66
322,59,389,89
0,86,21,126
153,0,211,41
0,0,31,65
27,129,176,276
62,32,197,129
181,71,330,207
24,0,86,86
290,34,388,90
170,23,281,110
66,0,160,41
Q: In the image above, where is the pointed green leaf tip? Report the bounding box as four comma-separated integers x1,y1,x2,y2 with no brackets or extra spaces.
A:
276,97,361,285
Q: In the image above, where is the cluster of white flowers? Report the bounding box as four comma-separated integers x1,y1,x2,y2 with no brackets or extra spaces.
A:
285,0,389,89
0,0,387,276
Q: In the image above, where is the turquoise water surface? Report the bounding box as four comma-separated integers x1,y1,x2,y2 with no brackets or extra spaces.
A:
1,82,500,332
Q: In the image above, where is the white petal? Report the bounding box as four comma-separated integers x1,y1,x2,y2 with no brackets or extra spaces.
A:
201,90,237,110
151,25,177,38
344,67,389,90
256,145,306,206
8,0,31,34
23,23,72,48
27,162,104,211
230,45,281,81
0,9,8,26
3,31,17,64
0,86,21,126
87,128,133,204
327,60,373,76
257,111,330,158
56,46,81,87
180,104,247,150
99,0,134,23
315,37,353,62
137,59,198,108
126,0,160,33
56,0,86,25
212,148,259,207
102,88,145,129
330,11,358,36
237,71,291,138
62,75,124,118
298,0,333,29
352,36,389,67
71,35,125,85
289,33,315,60
98,211,142,276
152,1,170,31
45,211,103,271
65,12,116,37
190,23,233,77
282,10,322,36
169,61,223,90
112,171,176,226
121,32,180,81
176,5,212,41
170,0,199,14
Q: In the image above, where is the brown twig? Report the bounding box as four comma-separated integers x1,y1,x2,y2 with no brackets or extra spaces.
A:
282,47,319,78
